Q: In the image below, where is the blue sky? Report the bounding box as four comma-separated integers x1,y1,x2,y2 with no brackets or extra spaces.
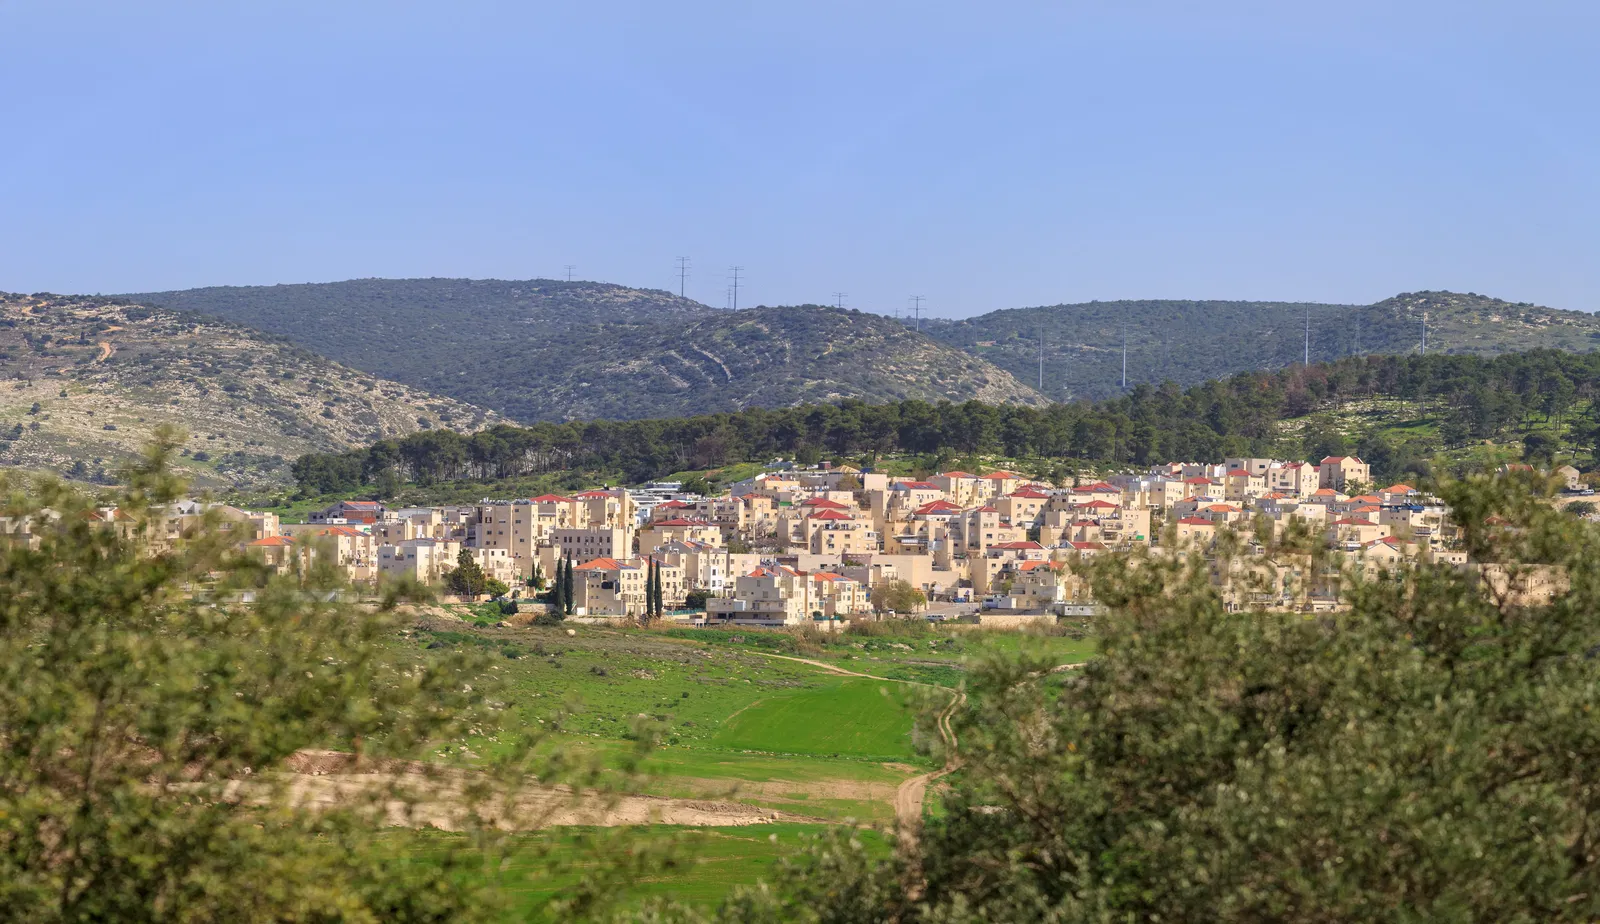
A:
2,1,1596,317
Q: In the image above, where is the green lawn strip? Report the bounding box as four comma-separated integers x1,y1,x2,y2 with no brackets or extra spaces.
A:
400,823,892,920
709,677,916,760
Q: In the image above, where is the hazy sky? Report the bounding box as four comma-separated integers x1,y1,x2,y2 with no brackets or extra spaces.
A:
2,1,1597,317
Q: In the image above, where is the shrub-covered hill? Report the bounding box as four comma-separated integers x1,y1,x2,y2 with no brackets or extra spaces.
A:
928,290,1600,401
0,293,502,491
123,278,1047,420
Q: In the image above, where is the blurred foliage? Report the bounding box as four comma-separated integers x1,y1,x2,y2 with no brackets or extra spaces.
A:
641,472,1600,922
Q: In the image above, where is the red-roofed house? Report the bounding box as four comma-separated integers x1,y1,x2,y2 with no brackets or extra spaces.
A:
1174,516,1219,546
1318,456,1370,491
932,471,984,506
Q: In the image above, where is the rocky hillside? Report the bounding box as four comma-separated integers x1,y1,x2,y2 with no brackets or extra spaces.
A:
928,291,1600,400
0,293,501,491
519,304,1045,419
125,279,1046,420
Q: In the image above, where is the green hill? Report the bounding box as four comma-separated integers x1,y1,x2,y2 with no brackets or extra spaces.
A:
124,279,1046,420
926,290,1600,400
0,292,502,491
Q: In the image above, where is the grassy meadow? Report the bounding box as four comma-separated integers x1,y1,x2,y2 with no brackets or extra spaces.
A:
394,614,1094,916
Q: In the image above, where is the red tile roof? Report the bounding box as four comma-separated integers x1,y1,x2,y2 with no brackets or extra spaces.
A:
1177,517,1216,526
1076,500,1118,509
914,501,962,515
652,517,713,527
808,510,854,521
574,557,625,571
939,471,975,478
801,498,849,508
249,536,294,547
994,540,1044,550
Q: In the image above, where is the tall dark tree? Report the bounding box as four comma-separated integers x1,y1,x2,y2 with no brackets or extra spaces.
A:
562,552,575,616
547,549,566,613
652,559,665,617
642,559,656,624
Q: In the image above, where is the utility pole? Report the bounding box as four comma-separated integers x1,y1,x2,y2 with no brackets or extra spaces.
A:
676,257,690,298
1421,310,1427,354
564,264,576,282
1304,305,1311,365
1037,320,1045,391
910,295,924,332
728,266,743,311
834,292,846,309
1121,322,1128,389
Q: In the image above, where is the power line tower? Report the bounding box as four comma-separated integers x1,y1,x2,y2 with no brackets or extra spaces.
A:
564,264,576,282
909,295,924,332
676,257,690,298
834,292,846,309
728,266,743,311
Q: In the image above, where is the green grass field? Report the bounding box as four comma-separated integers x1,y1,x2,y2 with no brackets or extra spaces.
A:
400,823,892,921
393,615,1097,915
710,677,916,759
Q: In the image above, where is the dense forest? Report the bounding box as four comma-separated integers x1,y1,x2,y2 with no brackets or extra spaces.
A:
290,349,1600,496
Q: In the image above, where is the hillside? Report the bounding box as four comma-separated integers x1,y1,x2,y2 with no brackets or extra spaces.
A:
124,279,1046,420
927,290,1600,400
288,349,1600,504
0,293,502,491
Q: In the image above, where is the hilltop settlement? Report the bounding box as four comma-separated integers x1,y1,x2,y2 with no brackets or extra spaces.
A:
23,453,1584,628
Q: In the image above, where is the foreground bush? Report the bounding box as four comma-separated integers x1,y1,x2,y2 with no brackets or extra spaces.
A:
653,474,1600,923
0,437,640,922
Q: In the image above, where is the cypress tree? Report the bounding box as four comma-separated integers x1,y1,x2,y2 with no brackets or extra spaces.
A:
563,552,575,616
643,559,655,624
653,560,665,617
554,554,562,615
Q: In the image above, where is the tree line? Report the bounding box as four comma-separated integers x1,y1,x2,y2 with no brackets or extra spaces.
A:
291,349,1600,496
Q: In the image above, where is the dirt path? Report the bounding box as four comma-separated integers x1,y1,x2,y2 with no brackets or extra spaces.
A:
95,340,113,362
277,750,818,830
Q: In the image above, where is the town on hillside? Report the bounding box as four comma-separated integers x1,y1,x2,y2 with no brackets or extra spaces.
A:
24,455,1586,627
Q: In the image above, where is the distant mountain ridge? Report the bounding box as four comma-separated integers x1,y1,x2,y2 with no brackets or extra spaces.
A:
926,290,1600,400
125,278,1047,420
121,278,1599,419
